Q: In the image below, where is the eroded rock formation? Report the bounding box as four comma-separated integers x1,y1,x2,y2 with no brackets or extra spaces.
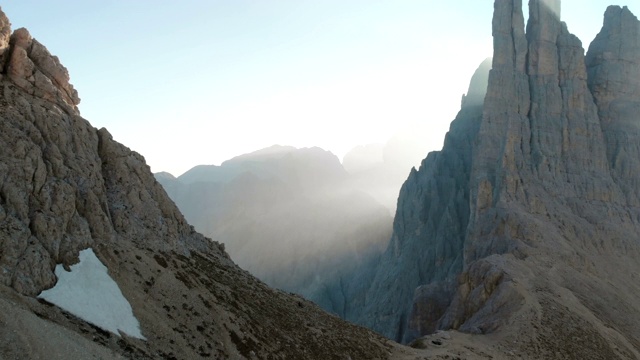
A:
351,1,640,358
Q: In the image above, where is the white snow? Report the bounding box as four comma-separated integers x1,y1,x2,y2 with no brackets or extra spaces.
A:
38,248,145,340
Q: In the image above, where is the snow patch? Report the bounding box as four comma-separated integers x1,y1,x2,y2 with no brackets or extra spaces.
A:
38,248,145,340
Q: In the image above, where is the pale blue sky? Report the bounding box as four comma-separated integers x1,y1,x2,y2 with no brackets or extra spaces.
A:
1,1,633,176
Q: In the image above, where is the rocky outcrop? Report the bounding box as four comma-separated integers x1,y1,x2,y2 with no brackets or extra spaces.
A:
586,6,640,203
349,1,640,358
0,7,395,359
6,27,79,111
363,96,482,342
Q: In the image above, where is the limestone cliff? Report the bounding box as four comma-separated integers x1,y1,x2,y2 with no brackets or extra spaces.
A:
352,1,640,358
0,8,395,360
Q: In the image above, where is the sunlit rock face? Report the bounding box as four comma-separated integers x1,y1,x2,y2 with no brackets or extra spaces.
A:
351,0,640,357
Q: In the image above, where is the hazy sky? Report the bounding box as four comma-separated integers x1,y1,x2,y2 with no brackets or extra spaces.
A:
1,1,634,176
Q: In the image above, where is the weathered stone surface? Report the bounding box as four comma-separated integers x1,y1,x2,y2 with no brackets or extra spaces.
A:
586,6,640,204
347,1,640,358
354,92,486,342
6,27,79,113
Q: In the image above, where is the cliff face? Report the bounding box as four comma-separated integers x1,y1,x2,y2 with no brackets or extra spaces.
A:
586,5,640,203
354,1,640,357
0,9,395,360
353,54,487,343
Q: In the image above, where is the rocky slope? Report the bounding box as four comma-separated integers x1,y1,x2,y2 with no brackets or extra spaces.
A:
347,1,640,358
0,8,401,359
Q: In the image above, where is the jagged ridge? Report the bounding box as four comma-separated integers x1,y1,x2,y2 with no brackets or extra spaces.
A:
349,1,640,358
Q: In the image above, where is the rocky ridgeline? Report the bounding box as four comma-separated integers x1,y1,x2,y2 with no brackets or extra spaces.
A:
0,18,79,112
0,18,202,295
0,8,394,360
348,0,640,358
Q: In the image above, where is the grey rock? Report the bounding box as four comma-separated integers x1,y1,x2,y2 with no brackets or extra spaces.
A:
348,3,640,359
586,6,640,204
7,27,79,112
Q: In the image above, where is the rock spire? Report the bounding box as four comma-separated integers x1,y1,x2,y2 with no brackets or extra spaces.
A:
348,1,640,358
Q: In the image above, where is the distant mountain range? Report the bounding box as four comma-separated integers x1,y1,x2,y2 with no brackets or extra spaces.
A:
155,145,393,314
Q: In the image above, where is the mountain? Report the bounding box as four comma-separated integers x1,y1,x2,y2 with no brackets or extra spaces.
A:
0,8,406,360
5,1,640,359
344,1,640,358
156,146,392,314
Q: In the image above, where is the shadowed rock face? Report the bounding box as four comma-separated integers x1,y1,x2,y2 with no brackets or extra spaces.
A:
586,6,640,203
0,8,394,360
348,1,640,357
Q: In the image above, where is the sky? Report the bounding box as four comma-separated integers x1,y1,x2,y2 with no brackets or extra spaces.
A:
1,0,634,176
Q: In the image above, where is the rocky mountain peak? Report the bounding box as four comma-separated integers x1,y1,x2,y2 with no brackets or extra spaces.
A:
0,9,10,66
586,4,640,205
0,9,80,114
348,1,640,357
526,0,562,75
